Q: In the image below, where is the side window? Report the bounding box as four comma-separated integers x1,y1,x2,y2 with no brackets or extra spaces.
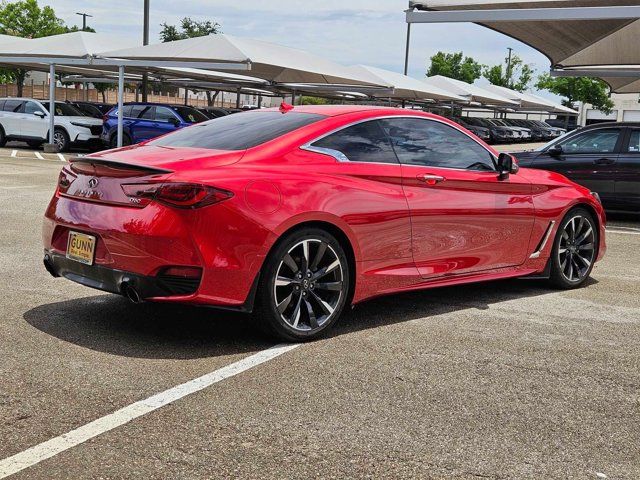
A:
129,105,146,118
139,106,155,120
155,106,177,123
23,101,42,114
0,100,5,111
4,99,22,112
310,120,397,164
626,130,640,153
379,118,495,171
119,105,133,118
559,128,620,154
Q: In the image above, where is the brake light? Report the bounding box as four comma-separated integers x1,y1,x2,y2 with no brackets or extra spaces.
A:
57,167,76,193
121,182,233,208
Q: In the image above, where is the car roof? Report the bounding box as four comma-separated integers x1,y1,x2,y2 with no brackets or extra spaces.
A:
578,122,640,130
121,102,198,108
258,104,445,118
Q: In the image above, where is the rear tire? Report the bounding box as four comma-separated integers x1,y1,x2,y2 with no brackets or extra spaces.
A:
254,228,351,341
0,127,6,147
110,132,131,148
548,207,598,289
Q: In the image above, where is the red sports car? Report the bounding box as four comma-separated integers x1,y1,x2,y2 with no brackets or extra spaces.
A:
43,106,606,341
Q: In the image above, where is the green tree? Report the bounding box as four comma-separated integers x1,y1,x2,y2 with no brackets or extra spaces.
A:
0,0,67,95
483,53,534,92
159,17,221,42
93,82,110,103
159,17,222,105
536,74,614,114
300,96,329,105
427,51,483,84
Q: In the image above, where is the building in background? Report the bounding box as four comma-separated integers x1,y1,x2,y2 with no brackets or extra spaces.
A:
578,93,640,126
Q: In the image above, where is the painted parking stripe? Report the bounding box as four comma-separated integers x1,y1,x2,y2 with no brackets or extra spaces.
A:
34,151,44,160
607,229,640,236
10,150,17,158
0,343,300,479
57,153,66,162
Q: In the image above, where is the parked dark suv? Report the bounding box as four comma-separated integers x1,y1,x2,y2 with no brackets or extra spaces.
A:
101,103,208,146
513,122,640,213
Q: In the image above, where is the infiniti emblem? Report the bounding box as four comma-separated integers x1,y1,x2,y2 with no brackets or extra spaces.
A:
88,178,99,188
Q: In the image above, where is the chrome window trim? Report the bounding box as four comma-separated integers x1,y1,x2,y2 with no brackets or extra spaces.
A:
300,114,498,171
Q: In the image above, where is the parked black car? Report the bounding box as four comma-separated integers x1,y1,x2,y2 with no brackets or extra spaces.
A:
452,117,491,143
197,107,232,119
513,122,640,213
462,117,519,143
69,101,114,119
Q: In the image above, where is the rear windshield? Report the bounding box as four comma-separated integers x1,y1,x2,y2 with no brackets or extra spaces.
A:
150,111,326,150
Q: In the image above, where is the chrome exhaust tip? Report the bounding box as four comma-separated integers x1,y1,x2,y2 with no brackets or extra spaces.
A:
122,283,142,304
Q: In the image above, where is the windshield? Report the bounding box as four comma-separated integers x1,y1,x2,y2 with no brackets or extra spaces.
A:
150,111,326,150
171,106,208,124
43,102,84,116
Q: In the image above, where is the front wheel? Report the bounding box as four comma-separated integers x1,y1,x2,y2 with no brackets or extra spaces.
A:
255,228,350,341
548,207,598,289
53,128,70,152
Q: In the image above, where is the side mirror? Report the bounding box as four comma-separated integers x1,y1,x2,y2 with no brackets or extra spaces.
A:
548,144,563,157
497,153,519,180
33,110,46,118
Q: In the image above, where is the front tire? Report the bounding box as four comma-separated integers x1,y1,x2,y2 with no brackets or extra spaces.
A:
255,228,350,341
548,207,598,289
53,128,70,152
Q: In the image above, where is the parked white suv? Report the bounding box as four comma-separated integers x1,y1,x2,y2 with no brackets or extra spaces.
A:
0,98,103,152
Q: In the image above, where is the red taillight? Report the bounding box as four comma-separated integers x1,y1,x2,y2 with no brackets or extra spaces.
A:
121,182,233,208
57,167,76,193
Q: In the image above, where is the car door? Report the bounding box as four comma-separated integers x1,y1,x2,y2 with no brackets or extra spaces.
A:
304,119,413,264
615,128,640,212
152,106,182,140
21,100,48,139
379,117,534,279
535,127,622,205
125,105,147,143
1,99,25,137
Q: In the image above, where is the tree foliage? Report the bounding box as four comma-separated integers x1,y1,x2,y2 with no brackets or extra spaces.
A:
426,51,483,84
536,74,614,114
159,17,221,42
0,0,68,95
483,54,534,92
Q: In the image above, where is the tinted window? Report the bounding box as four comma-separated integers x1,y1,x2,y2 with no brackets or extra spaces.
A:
380,118,495,171
129,105,146,119
627,130,640,153
139,106,155,120
150,111,325,150
23,101,42,114
41,102,83,116
311,120,397,164
3,99,22,112
120,105,132,117
155,106,177,122
559,128,620,154
172,106,208,123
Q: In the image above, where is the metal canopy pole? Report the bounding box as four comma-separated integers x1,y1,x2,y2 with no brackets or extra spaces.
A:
44,63,57,153
117,65,124,147
236,88,241,109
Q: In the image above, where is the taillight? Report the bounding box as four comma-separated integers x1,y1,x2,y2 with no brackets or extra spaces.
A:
121,182,233,208
102,114,108,122
57,167,76,193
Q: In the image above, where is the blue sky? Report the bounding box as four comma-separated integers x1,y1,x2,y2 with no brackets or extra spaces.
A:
49,0,559,100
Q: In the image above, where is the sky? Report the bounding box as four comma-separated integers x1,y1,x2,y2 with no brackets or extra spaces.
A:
48,0,560,101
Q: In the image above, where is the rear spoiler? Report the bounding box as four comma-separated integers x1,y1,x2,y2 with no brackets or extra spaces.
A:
68,156,173,174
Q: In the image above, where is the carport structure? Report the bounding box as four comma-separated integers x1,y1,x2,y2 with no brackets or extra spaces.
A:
405,1,640,97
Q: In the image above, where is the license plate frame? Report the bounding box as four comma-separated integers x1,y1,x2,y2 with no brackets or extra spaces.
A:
66,231,96,266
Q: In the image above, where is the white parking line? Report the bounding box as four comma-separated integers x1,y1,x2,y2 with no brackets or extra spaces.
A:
10,150,16,158
57,153,66,162
34,152,44,160
0,343,300,479
607,229,640,236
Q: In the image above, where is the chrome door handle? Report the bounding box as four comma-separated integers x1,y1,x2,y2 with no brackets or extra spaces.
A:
417,174,445,185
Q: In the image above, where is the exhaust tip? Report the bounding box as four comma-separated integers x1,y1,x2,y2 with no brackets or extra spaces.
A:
122,283,142,304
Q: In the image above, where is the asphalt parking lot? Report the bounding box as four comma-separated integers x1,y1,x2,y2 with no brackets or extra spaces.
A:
0,148,639,479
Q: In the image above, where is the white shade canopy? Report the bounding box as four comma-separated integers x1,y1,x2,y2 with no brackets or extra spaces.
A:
482,84,578,114
100,34,390,87
422,75,519,106
349,65,466,102
0,31,132,58
409,1,640,69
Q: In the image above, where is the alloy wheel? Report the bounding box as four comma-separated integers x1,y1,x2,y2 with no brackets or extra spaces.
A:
53,131,66,149
558,215,596,282
273,239,344,332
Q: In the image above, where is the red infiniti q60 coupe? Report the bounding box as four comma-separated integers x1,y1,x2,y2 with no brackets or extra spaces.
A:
43,106,606,341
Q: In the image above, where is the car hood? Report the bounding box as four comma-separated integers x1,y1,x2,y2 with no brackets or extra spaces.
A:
59,116,103,125
84,144,246,171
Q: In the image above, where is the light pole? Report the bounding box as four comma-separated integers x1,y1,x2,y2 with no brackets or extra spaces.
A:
75,12,93,31
141,0,150,102
506,47,514,88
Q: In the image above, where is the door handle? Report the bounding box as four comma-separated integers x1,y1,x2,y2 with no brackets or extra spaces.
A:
593,158,615,165
416,174,445,185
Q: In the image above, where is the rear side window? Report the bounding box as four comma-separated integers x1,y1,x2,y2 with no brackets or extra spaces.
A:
379,118,495,171
150,111,325,150
129,105,146,118
155,106,177,122
627,130,640,153
310,120,397,163
3,99,22,112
